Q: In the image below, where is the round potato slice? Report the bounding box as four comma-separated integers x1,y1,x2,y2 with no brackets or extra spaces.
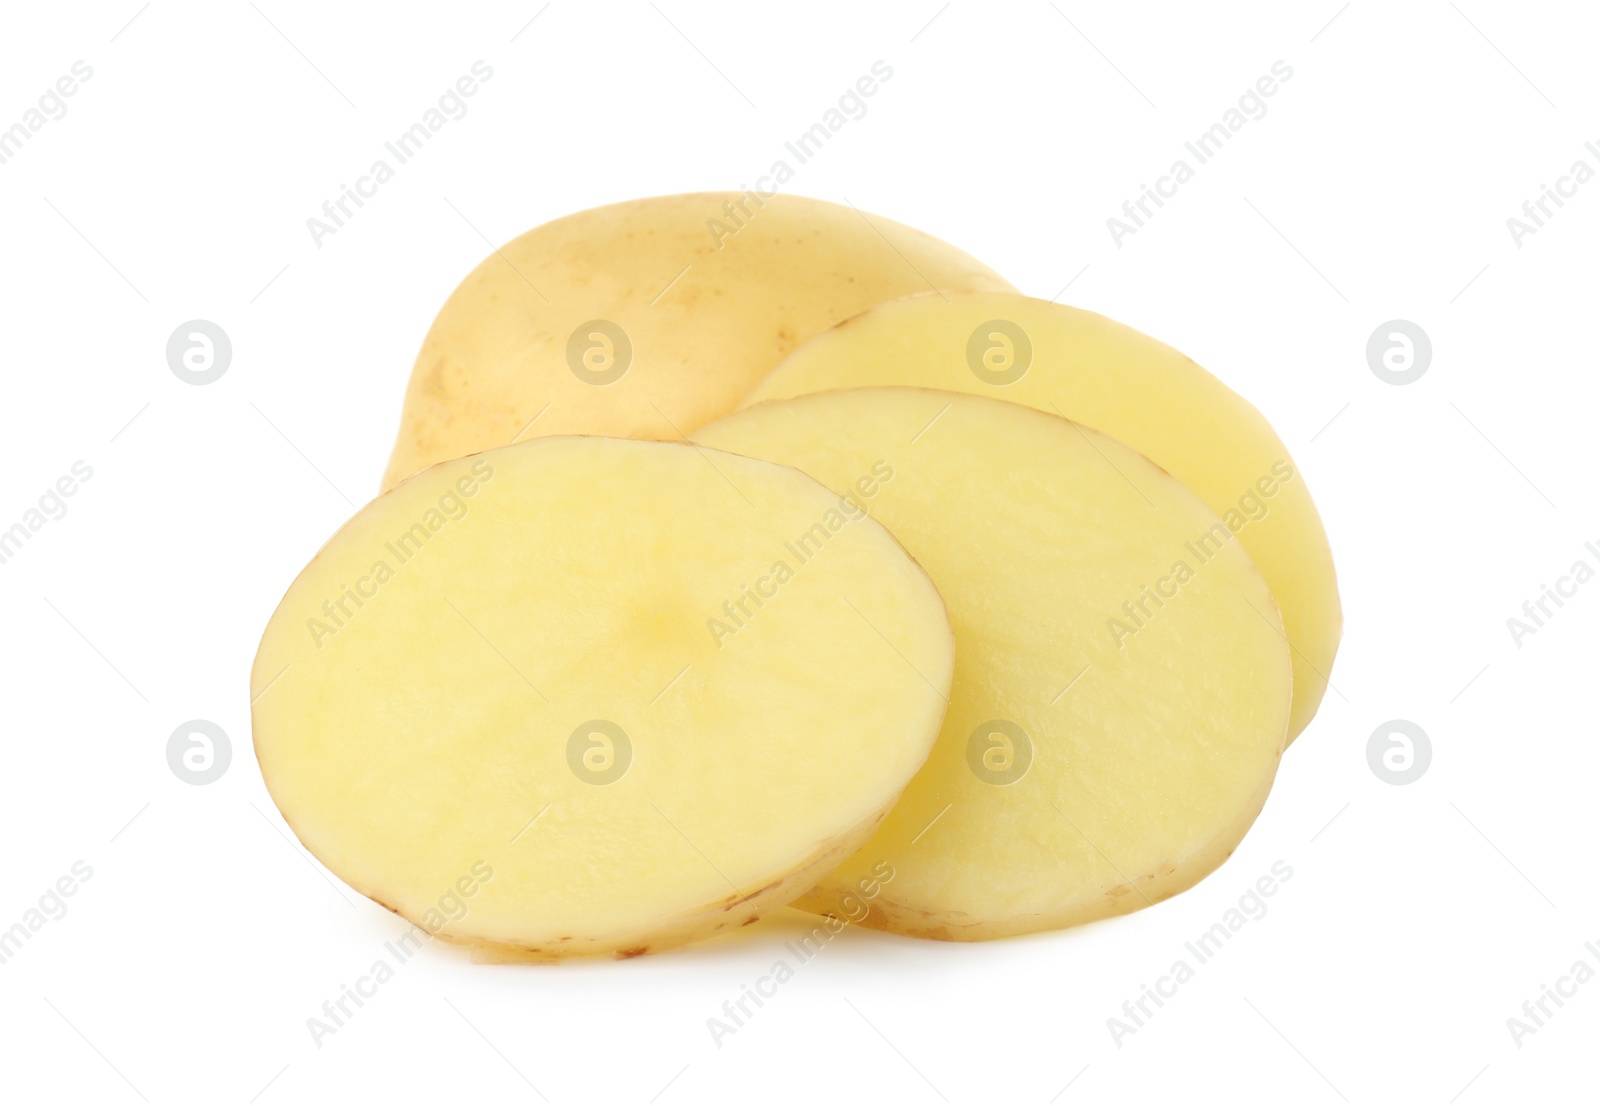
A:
742,292,1338,742
252,437,953,959
381,193,1014,490
695,389,1292,941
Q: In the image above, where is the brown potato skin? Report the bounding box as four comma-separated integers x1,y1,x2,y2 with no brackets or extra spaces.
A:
382,193,1014,490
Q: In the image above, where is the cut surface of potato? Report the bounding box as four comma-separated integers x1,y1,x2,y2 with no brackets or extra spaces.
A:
252,437,953,959
743,292,1338,741
381,193,1014,490
695,389,1291,940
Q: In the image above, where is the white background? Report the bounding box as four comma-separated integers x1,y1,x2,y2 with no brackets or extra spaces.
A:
0,2,1594,1103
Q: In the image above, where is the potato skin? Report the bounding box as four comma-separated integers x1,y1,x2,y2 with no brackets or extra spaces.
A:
255,437,955,961
696,389,1291,943
465,801,898,963
793,763,1275,943
382,193,1013,490
745,292,1339,742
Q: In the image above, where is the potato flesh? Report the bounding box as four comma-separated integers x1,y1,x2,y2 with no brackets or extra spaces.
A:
252,438,953,958
381,193,1014,490
695,390,1291,940
743,292,1338,741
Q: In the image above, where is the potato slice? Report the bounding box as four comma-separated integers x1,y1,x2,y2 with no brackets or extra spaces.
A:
743,292,1338,741
695,389,1291,940
381,193,1014,490
252,437,953,959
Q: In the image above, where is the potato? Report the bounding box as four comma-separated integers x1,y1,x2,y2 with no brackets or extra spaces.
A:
743,292,1339,741
381,194,1014,490
252,437,953,959
695,389,1291,940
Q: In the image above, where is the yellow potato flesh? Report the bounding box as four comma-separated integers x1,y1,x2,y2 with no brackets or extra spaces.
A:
743,292,1339,741
380,193,1014,490
695,390,1291,940
252,438,953,959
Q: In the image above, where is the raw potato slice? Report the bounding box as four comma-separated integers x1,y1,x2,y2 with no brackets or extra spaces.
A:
381,193,1014,490
743,292,1338,741
252,437,953,960
695,389,1292,940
